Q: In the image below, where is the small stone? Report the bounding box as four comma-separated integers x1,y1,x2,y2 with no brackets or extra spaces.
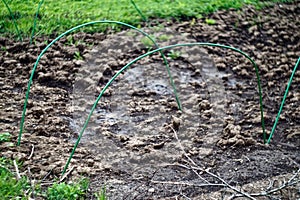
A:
3,59,17,66
216,62,226,70
224,124,241,137
199,100,211,110
87,159,94,167
119,135,129,143
74,59,85,67
171,116,181,130
240,69,249,76
254,31,260,37
148,188,155,193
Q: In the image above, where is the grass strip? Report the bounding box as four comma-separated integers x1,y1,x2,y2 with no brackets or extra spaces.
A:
0,158,30,199
0,0,294,37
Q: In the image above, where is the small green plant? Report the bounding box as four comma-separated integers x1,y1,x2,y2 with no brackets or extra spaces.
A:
44,40,49,45
46,178,89,200
126,30,137,37
66,35,75,46
74,51,83,60
205,18,216,25
152,24,165,32
75,40,86,46
0,132,11,143
95,186,107,200
158,34,173,42
190,18,196,26
140,36,154,49
168,50,181,59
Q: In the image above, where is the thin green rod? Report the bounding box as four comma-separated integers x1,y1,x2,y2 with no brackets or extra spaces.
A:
129,0,181,109
63,42,265,174
18,20,180,146
267,57,300,144
130,0,147,22
30,0,45,45
1,0,22,41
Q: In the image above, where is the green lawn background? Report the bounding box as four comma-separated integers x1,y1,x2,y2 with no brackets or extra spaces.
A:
0,0,293,37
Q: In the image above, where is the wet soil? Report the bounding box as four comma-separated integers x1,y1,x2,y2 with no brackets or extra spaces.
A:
0,1,300,199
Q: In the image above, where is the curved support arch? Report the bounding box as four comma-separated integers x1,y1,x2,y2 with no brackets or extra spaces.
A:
18,20,181,146
63,42,266,175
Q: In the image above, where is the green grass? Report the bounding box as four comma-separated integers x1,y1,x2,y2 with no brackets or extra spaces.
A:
0,132,11,143
0,156,92,199
168,50,182,60
0,158,30,199
95,187,107,200
0,0,294,37
46,179,89,200
0,132,14,147
1,147,91,200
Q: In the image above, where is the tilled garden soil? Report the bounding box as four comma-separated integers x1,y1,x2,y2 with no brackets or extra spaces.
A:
1,2,300,199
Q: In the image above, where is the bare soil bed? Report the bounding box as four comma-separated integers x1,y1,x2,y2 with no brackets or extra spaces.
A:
0,2,299,199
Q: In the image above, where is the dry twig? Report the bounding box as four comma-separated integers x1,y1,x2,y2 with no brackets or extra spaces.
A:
151,180,225,187
168,125,210,184
59,166,74,183
229,168,300,199
28,144,34,159
13,160,21,180
165,125,300,200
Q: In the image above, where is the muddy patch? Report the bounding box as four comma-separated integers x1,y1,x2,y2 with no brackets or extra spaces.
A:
70,27,242,175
